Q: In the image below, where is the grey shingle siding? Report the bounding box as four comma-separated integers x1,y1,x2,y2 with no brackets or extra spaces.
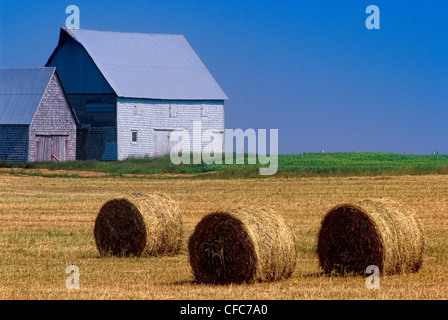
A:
28,73,77,162
117,99,224,160
0,125,29,163
0,69,77,163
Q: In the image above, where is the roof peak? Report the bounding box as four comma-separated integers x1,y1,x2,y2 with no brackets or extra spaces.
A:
62,27,184,38
48,28,228,100
0,67,57,125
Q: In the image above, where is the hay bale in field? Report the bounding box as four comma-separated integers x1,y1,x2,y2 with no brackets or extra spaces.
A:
188,208,298,285
136,193,184,256
94,198,147,257
94,193,183,257
317,198,425,275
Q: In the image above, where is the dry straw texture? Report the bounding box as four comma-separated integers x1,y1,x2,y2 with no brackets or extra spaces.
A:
94,193,183,257
188,207,298,285
317,198,425,275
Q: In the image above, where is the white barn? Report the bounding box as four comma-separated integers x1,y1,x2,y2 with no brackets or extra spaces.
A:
46,28,228,160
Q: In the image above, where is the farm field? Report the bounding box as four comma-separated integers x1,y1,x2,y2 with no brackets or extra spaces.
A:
2,152,448,178
0,172,447,299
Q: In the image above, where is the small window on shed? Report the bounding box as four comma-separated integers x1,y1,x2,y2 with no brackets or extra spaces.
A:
131,131,138,143
201,105,209,118
169,103,178,118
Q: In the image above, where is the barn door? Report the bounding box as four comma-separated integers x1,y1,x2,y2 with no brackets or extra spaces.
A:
154,130,174,156
35,135,69,162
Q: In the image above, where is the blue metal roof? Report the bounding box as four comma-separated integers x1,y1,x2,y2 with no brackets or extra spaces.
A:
0,67,55,125
47,28,228,101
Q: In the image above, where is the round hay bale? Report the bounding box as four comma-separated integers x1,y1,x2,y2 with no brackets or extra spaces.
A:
317,198,425,275
135,193,184,256
188,207,298,285
94,193,183,257
94,198,147,257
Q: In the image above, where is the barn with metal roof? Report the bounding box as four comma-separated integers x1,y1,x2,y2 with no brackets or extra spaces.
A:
46,28,228,161
0,67,77,163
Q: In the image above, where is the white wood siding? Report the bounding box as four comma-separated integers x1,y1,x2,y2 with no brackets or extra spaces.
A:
116,98,224,160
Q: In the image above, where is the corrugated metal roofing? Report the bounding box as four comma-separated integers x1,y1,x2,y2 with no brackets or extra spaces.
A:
0,67,55,125
47,28,228,100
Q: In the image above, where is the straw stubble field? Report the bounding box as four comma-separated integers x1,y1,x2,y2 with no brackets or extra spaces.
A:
0,173,447,299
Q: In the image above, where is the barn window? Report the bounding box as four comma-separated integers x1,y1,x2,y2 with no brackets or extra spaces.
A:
169,103,178,118
201,105,209,118
131,131,138,143
134,105,143,115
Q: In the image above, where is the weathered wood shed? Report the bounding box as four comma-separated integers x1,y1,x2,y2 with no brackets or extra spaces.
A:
46,28,228,161
0,67,78,163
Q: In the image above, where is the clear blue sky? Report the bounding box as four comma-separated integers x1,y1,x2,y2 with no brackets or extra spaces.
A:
1,0,447,154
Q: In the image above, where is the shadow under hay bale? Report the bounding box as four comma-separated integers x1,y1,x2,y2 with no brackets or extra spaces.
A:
188,208,297,285
317,198,425,275
94,193,183,257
